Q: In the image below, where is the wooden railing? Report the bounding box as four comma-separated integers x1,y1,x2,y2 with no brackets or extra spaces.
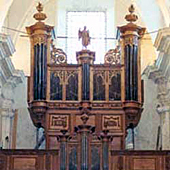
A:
0,150,59,170
110,150,170,170
0,150,170,170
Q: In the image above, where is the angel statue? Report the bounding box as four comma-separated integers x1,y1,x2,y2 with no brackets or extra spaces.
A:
78,26,90,49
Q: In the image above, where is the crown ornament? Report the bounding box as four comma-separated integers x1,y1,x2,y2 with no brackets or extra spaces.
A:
33,2,47,21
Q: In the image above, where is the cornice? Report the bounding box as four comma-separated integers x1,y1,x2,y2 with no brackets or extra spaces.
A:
0,33,15,57
0,34,25,87
147,65,164,83
154,27,170,53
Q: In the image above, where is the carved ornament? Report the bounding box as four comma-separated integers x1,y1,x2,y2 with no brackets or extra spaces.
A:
33,3,47,21
102,115,121,130
78,26,90,49
104,46,121,65
50,115,69,130
33,35,47,45
125,5,138,23
51,43,67,64
124,36,138,46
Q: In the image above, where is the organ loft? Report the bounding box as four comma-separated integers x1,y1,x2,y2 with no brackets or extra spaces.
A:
2,2,170,170
27,3,145,169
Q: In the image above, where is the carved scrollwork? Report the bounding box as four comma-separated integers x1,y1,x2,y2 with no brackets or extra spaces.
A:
51,46,67,64
104,46,121,65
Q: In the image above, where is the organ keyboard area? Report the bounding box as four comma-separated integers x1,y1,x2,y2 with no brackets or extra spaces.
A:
26,3,145,170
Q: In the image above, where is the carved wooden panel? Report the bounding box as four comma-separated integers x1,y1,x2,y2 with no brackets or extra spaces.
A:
49,114,69,130
166,156,170,170
110,137,122,150
0,156,6,170
132,158,156,170
49,136,59,149
110,156,123,170
13,157,37,170
76,115,95,127
102,115,122,131
0,150,60,170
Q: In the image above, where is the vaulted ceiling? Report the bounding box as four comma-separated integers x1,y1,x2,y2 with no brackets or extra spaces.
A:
0,0,169,75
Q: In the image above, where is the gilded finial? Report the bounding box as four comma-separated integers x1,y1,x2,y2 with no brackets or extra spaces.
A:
129,4,135,14
33,2,47,21
36,2,43,13
125,4,138,23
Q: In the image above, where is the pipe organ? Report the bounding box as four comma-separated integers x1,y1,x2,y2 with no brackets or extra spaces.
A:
27,3,145,169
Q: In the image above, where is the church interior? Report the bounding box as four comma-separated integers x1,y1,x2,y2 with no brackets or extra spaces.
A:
0,0,170,169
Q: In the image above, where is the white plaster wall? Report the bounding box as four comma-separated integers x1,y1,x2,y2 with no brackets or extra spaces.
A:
0,0,13,31
141,34,157,72
135,74,160,150
13,76,36,149
135,0,166,41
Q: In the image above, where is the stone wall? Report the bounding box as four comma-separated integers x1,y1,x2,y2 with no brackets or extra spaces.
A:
0,33,36,149
135,26,170,150
135,71,160,150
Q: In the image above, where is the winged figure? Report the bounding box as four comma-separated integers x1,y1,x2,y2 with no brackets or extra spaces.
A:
78,26,90,49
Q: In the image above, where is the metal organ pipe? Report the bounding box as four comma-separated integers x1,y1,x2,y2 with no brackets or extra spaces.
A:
33,43,47,100
125,44,138,101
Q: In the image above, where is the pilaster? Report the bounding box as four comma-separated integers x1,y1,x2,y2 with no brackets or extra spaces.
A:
146,26,170,149
0,33,25,149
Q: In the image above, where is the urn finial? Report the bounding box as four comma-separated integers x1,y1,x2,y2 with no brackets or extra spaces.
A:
33,2,47,21
125,4,138,23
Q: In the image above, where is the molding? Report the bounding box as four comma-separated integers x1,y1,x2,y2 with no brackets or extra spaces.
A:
0,33,15,57
0,34,25,87
156,105,170,114
154,27,170,53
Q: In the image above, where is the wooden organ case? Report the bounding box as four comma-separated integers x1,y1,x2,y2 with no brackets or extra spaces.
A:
27,3,145,170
